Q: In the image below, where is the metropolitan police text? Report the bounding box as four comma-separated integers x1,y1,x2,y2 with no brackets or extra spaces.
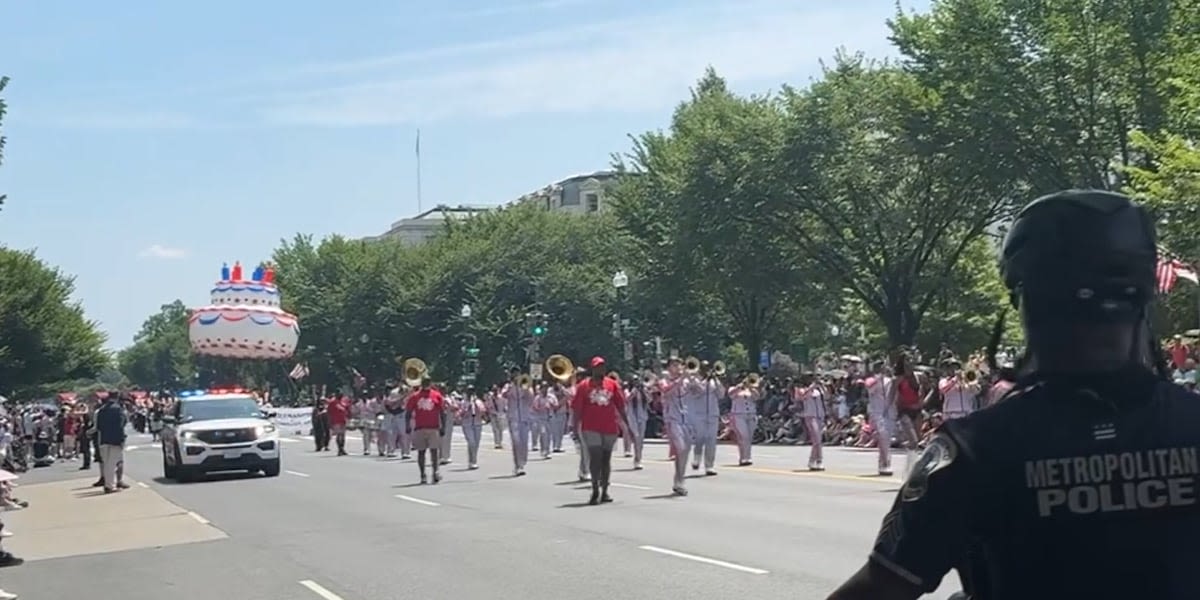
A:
1025,448,1200,517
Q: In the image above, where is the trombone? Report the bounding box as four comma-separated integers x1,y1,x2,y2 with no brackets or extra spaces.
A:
683,356,701,374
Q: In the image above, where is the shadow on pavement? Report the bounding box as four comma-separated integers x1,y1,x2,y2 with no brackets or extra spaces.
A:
556,501,594,508
642,494,681,500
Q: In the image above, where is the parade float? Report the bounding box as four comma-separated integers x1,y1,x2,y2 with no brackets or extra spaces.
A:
188,261,300,359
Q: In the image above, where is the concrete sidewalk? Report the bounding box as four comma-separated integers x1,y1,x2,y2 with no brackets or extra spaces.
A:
4,477,227,561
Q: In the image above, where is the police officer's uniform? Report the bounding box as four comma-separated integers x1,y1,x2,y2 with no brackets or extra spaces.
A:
862,190,1200,600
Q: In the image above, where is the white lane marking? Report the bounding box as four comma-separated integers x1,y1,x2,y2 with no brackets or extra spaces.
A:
609,482,652,490
285,470,311,478
125,445,139,451
394,494,440,507
186,511,211,525
753,453,781,458
638,545,769,575
278,438,301,444
299,580,345,600
136,482,150,488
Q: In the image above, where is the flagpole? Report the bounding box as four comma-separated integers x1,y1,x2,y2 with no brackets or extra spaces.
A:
415,128,423,213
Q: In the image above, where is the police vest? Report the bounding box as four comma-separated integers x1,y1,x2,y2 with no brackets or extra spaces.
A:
948,372,1200,599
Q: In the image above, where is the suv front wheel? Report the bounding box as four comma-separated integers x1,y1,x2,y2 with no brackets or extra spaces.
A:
261,459,281,477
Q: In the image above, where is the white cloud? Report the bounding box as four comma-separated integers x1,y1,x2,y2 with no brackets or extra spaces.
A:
139,244,189,259
446,0,592,19
36,110,198,130
255,0,901,126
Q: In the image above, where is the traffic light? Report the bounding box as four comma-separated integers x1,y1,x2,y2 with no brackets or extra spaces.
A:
465,347,480,358
529,311,548,337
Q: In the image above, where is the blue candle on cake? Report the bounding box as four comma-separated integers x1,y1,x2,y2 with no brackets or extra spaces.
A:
221,262,230,281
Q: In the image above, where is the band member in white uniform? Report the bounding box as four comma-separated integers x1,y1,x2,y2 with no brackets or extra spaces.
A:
623,377,651,470
863,363,893,475
727,380,760,466
548,385,568,453
355,396,379,455
689,362,722,476
795,374,826,471
459,387,486,470
939,364,981,420
659,357,692,496
486,387,507,449
532,384,555,459
502,367,535,476
553,376,588,481
438,387,460,465
383,386,409,459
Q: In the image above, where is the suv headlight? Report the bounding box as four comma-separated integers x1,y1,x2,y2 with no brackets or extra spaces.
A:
255,424,277,437
181,431,197,441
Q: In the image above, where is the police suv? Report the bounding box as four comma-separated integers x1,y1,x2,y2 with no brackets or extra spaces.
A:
160,389,281,481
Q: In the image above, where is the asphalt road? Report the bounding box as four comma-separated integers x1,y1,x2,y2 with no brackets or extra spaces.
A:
1,430,964,599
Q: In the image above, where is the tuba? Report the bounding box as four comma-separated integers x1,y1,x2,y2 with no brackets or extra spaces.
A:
743,372,762,388
545,354,575,383
712,360,727,377
684,356,701,374
403,357,427,387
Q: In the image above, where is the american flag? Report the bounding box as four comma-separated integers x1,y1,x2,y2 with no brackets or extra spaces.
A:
288,363,309,380
1156,247,1199,294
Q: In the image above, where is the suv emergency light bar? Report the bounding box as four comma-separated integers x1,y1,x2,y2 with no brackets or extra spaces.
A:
178,388,248,398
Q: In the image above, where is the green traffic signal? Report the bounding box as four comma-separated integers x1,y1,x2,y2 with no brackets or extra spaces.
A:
465,347,480,357
532,326,546,336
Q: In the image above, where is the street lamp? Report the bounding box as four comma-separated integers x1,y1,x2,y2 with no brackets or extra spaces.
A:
460,304,472,318
612,270,628,289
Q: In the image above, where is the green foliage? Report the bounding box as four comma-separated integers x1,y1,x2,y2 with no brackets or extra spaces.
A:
0,247,108,394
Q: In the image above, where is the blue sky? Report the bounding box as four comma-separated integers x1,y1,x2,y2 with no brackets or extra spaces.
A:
2,0,927,350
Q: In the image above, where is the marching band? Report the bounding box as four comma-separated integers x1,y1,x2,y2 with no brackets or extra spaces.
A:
329,348,962,500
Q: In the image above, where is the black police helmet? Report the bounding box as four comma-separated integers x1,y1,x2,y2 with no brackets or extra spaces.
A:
1000,190,1157,324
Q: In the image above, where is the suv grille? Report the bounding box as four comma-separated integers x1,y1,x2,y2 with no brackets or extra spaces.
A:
194,428,257,444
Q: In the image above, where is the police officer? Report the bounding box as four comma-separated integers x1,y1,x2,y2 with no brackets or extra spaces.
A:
828,190,1200,600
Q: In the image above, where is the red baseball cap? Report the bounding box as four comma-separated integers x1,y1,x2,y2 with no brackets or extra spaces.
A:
590,356,606,368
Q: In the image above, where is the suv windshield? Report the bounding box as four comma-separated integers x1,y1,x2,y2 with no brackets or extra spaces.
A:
179,396,265,422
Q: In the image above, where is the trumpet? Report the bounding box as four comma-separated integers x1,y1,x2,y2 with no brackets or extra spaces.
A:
545,354,574,383
606,370,620,382
403,357,427,387
516,373,533,389
684,356,701,374
711,360,727,378
743,373,762,388
640,370,657,386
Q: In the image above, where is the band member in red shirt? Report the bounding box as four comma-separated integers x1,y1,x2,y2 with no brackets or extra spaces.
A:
572,356,632,505
325,393,352,456
405,376,446,484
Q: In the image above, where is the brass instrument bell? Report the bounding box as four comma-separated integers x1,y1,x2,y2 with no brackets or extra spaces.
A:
403,357,428,387
743,372,762,388
545,354,575,383
516,373,533,389
684,356,701,374
712,361,727,377
606,370,620,381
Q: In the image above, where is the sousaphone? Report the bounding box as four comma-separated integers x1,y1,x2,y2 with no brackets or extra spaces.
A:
403,357,428,387
545,354,574,383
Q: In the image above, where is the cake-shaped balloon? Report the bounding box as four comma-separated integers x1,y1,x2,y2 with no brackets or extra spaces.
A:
188,261,300,359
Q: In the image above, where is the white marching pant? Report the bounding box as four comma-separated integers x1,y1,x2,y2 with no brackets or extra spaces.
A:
462,422,483,465
804,416,824,466
509,419,531,470
549,413,567,451
691,418,718,470
440,422,453,460
731,414,756,462
490,413,507,448
628,414,648,464
869,412,892,471
665,421,693,489
533,418,550,458
575,431,590,477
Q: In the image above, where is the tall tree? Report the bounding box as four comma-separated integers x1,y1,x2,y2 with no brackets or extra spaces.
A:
889,0,1199,192
117,300,195,390
0,247,108,393
766,56,1014,346
614,69,814,362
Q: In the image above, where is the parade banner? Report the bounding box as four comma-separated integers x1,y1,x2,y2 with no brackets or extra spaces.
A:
272,407,311,435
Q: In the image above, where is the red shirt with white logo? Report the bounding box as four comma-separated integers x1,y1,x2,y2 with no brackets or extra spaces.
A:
571,377,626,435
405,389,445,430
326,397,351,426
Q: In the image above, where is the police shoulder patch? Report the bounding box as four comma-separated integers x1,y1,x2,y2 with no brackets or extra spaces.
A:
900,433,958,503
